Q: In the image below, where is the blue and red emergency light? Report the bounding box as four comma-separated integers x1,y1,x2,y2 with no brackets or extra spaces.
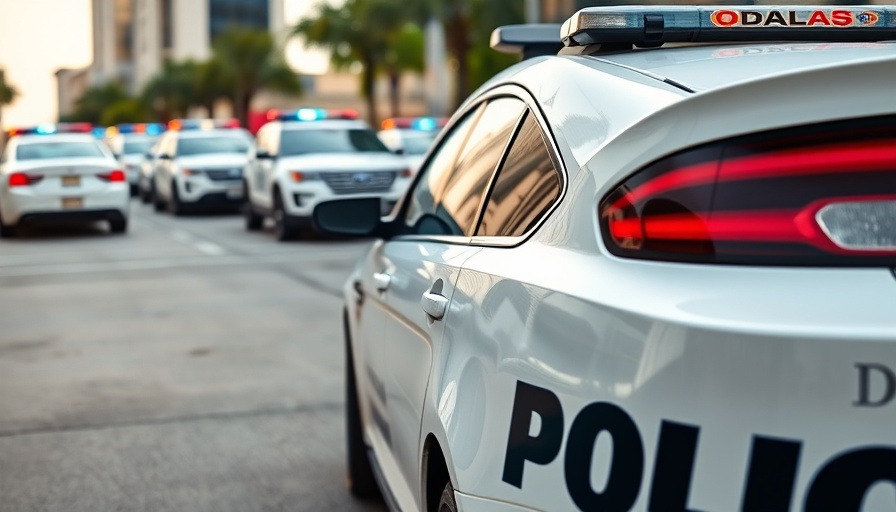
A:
6,122,94,137
266,108,359,122
380,117,447,132
167,118,241,131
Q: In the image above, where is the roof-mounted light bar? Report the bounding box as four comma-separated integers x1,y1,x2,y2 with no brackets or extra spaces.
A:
267,108,360,122
7,123,94,137
380,117,447,131
561,6,896,48
167,118,241,131
490,24,564,59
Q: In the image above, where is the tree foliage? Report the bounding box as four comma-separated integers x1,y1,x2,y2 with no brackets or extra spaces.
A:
72,82,131,125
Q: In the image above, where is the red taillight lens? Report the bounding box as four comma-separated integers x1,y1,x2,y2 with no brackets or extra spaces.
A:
98,170,126,182
8,172,31,187
600,115,896,266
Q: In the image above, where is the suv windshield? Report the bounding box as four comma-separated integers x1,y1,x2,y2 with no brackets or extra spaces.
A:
280,128,390,156
178,137,250,156
16,141,105,160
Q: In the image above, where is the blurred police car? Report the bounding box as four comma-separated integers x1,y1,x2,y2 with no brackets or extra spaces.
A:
244,108,411,241
311,6,896,512
151,119,253,215
377,117,447,173
105,123,164,196
0,123,129,237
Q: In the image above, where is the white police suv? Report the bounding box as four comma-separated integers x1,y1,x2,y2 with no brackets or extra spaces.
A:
151,119,254,215
377,117,447,174
243,109,412,240
1,123,130,237
311,5,896,512
105,123,164,196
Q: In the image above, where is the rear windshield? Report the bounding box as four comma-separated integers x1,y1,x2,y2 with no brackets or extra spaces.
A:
280,128,390,156
123,137,156,155
16,141,106,160
177,137,250,156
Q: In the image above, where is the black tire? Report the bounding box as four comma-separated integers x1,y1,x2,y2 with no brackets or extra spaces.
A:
139,186,151,204
153,184,166,212
272,191,297,241
345,312,380,499
0,219,16,238
169,182,187,216
438,482,458,512
244,185,263,231
109,217,128,234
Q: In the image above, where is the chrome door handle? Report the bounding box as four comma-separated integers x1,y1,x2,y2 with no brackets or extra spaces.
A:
373,272,392,292
421,290,448,320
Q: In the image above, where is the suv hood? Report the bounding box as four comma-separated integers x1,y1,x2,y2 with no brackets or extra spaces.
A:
176,153,249,169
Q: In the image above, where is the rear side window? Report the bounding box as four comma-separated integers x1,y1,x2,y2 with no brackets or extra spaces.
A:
16,142,105,160
279,129,389,156
477,111,562,237
600,114,896,266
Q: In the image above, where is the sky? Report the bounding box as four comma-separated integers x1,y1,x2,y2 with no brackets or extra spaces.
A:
0,0,328,129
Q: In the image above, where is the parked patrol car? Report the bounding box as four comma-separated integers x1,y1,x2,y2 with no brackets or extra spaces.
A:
243,109,412,240
151,119,253,215
377,117,447,174
105,123,164,196
311,6,896,512
0,123,129,237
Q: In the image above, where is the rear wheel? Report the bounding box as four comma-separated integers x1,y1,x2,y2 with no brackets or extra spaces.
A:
139,185,151,204
152,184,166,212
437,483,458,512
109,217,127,234
345,312,379,499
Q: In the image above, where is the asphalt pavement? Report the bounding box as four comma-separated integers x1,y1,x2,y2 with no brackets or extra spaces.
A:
0,199,387,512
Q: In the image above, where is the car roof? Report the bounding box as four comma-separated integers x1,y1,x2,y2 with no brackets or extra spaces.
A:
592,41,896,92
14,133,100,144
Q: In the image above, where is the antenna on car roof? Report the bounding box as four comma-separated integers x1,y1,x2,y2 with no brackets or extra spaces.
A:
490,24,564,59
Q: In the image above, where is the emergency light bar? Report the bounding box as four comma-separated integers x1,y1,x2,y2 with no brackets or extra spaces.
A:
380,117,447,131
267,108,360,122
561,5,896,47
168,118,241,131
115,123,165,135
7,123,94,137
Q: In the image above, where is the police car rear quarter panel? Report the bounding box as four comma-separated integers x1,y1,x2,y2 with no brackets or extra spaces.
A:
440,244,896,511
424,46,896,511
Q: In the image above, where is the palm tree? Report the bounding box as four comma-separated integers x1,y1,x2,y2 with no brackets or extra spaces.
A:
72,82,131,125
141,59,202,121
0,70,20,149
211,28,302,127
295,0,380,125
194,58,233,118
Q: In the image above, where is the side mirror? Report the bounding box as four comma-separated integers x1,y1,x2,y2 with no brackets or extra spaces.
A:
394,147,405,156
158,153,173,160
256,149,275,159
113,152,123,159
313,197,392,238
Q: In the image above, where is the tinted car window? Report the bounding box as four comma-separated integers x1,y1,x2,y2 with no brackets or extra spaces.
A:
404,105,482,234
436,97,526,236
477,111,562,237
16,142,106,160
279,129,389,156
177,137,250,156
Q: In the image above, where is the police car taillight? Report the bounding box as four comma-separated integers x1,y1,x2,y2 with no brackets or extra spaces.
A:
8,172,41,187
562,6,896,47
97,170,126,182
599,115,896,266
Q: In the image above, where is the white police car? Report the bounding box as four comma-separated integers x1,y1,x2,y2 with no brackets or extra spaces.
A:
105,123,164,196
243,109,412,241
0,123,129,237
310,5,896,511
377,117,447,174
151,119,254,215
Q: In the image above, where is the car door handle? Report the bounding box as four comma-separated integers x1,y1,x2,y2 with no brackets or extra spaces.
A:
421,290,448,321
373,272,391,292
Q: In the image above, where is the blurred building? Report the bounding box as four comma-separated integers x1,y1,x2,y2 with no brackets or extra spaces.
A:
54,68,91,120
70,0,287,95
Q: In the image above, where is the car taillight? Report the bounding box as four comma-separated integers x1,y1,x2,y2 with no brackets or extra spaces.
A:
599,115,896,266
8,172,42,187
97,170,126,182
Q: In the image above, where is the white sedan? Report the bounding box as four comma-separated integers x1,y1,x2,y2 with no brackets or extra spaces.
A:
312,5,896,512
0,130,129,237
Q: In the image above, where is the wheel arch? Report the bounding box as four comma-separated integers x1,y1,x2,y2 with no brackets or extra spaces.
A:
422,434,453,512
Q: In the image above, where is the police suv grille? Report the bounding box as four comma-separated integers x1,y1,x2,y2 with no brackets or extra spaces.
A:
321,171,396,195
205,168,243,181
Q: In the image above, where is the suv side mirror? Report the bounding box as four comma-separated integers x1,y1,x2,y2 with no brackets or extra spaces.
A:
313,198,393,238
256,149,275,159
158,153,173,160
